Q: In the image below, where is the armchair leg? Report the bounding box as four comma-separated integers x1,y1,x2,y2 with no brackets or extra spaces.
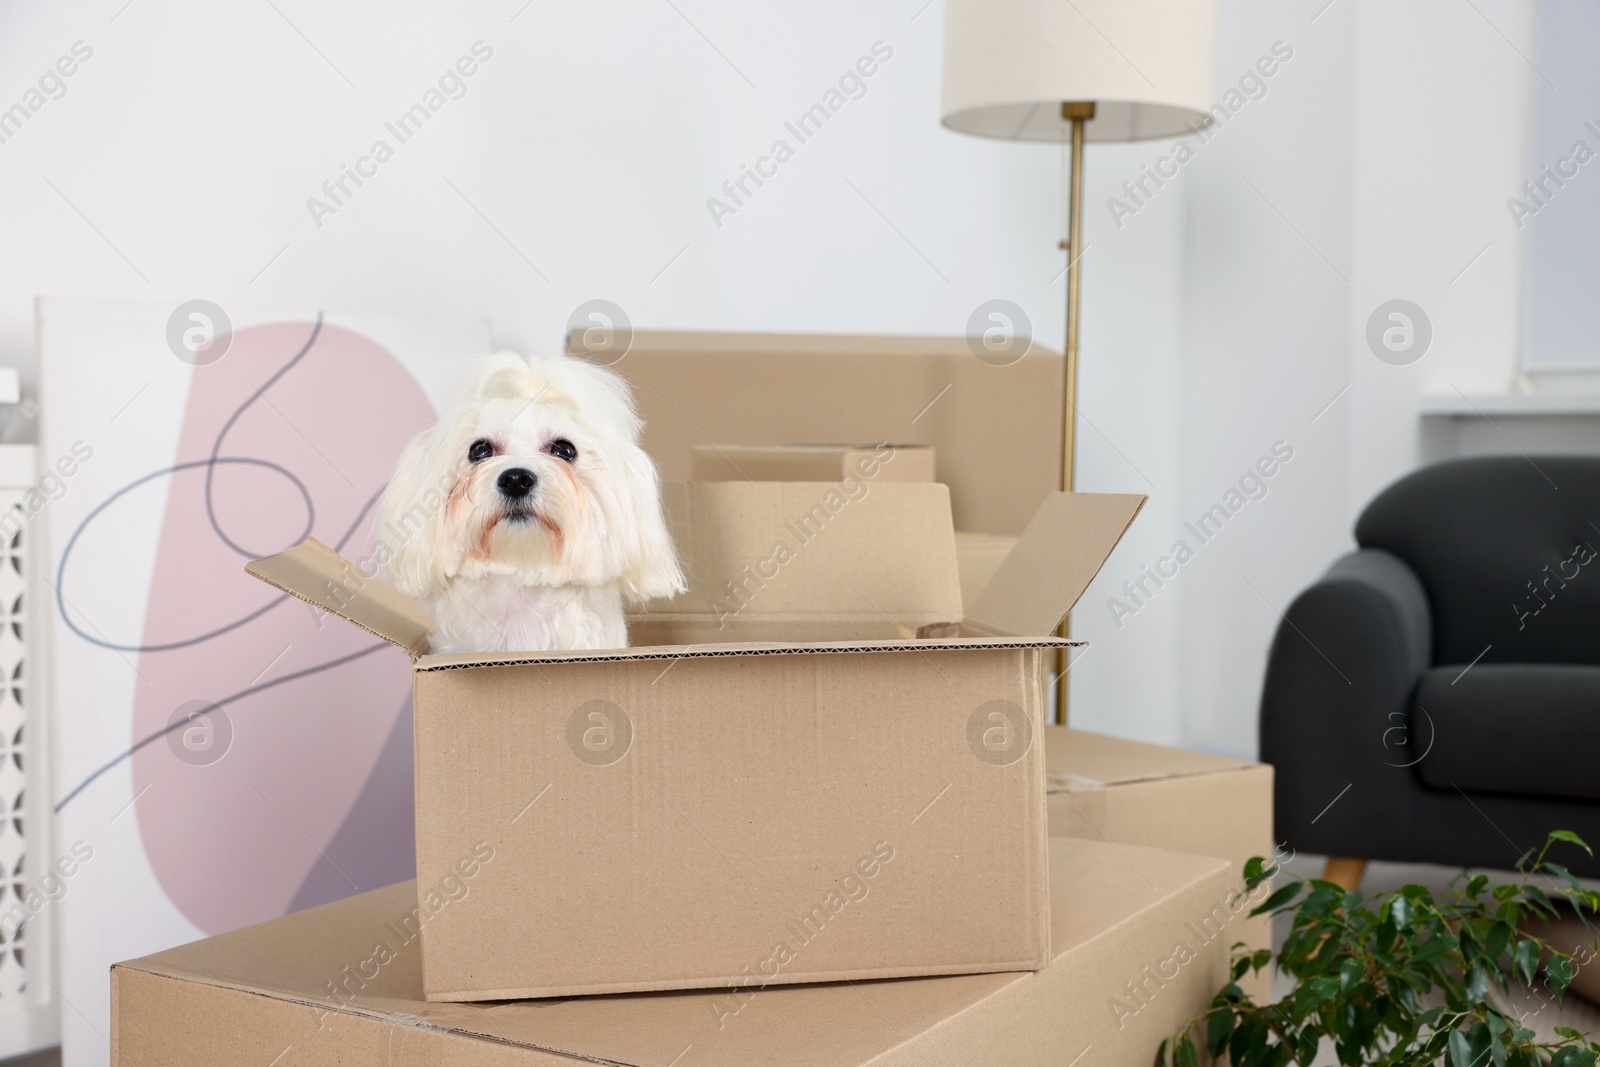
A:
1321,856,1368,892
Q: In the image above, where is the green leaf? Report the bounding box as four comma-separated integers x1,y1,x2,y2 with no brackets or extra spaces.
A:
1173,1033,1198,1067
1549,830,1594,856
1467,874,1489,899
1514,938,1540,985
1549,1047,1598,1067
1548,954,1576,1000
1556,1026,1585,1042
1415,932,1458,964
1461,925,1482,961
1449,1029,1474,1067
1243,856,1278,889
1547,862,1585,891
1250,882,1302,918
1523,884,1558,918
1487,920,1512,964
1206,1007,1234,1056
1466,960,1490,1003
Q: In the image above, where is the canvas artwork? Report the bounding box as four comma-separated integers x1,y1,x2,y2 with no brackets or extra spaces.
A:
37,299,487,1066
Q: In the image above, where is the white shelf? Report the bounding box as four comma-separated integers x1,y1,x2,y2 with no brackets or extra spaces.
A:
1420,393,1600,416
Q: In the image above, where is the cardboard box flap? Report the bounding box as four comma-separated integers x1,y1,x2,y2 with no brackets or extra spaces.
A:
245,537,434,656
965,492,1146,637
642,481,964,629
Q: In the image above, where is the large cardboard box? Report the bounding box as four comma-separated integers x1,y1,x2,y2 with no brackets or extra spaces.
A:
112,838,1232,1067
1045,726,1275,972
690,442,936,483
247,483,1144,1001
586,329,1064,535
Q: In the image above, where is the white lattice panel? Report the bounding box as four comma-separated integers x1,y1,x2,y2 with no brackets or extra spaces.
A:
0,449,57,1059
0,497,28,1001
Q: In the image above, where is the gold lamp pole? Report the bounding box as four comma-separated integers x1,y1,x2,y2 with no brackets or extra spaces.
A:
937,0,1218,726
1055,101,1093,726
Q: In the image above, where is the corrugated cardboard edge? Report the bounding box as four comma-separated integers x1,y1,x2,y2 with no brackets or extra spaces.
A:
416,634,1080,671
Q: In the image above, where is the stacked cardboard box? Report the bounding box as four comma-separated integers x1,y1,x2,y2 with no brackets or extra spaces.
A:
1045,726,1276,984
113,839,1233,1066
113,439,1275,1062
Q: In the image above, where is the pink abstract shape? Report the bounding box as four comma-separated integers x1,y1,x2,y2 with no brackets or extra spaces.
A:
123,321,436,934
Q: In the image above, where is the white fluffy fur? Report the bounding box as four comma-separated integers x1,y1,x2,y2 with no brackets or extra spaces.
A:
375,351,685,654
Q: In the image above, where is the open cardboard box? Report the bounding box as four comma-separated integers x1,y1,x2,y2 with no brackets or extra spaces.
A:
112,838,1231,1067
246,482,1143,1001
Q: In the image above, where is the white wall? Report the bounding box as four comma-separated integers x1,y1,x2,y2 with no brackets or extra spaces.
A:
1168,0,1536,758
1172,0,1359,757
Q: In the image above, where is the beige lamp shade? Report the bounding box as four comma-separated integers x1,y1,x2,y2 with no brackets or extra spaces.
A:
941,0,1219,142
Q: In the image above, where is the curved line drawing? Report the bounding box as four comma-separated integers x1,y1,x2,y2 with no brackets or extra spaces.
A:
51,310,403,812
54,641,392,812
56,457,308,651
204,315,323,558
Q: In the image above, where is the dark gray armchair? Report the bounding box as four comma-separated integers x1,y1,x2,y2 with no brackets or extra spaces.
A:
1260,456,1600,886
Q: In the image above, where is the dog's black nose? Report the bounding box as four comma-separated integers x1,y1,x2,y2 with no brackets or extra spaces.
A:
497,468,537,499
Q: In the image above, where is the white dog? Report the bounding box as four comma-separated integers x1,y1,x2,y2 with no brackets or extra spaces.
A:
375,351,685,654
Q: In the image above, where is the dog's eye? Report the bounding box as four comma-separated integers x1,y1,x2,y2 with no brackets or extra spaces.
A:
548,439,577,463
467,439,495,463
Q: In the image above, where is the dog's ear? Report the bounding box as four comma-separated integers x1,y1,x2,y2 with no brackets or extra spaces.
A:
375,416,459,601
610,441,685,605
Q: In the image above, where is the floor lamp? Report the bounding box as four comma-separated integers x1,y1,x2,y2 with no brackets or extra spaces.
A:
940,0,1217,724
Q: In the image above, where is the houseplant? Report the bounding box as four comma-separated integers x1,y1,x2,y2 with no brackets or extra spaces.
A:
1162,831,1600,1067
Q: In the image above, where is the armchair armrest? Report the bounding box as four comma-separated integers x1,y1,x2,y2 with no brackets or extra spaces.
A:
1258,549,1432,859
